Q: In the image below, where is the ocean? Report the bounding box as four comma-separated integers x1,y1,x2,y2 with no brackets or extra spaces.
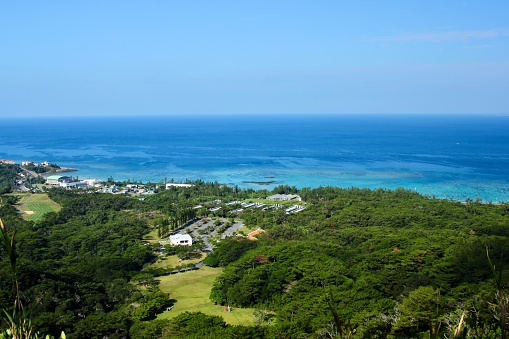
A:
1,114,509,202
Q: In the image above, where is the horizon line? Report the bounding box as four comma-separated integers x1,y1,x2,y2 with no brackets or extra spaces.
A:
1,112,508,119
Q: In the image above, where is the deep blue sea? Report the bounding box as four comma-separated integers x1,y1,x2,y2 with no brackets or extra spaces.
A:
1,114,509,202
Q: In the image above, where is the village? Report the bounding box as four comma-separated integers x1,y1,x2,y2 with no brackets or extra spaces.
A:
1,159,307,215
3,159,306,262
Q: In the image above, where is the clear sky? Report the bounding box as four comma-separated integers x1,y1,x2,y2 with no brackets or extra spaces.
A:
1,1,508,116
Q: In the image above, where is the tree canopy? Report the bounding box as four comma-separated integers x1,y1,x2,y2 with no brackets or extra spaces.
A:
0,164,508,338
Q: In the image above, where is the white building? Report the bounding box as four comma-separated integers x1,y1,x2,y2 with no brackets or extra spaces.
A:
169,234,193,246
166,183,194,189
0,159,15,164
46,175,72,186
59,182,88,189
82,179,102,187
267,194,301,201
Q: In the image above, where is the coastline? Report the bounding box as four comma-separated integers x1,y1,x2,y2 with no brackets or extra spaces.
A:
63,164,509,203
2,114,509,203
56,167,78,173
40,167,78,178
5,157,509,203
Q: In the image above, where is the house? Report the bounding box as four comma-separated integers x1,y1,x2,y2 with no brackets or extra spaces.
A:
285,205,305,214
46,175,72,186
241,202,256,208
0,159,15,164
59,181,88,189
82,179,102,187
169,234,193,246
166,183,194,189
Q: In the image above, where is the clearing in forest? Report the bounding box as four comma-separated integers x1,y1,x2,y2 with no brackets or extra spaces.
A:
157,266,256,325
16,193,61,222
151,253,206,270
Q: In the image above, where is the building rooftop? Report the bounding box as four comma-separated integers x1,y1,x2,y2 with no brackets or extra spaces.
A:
47,175,67,180
267,194,300,200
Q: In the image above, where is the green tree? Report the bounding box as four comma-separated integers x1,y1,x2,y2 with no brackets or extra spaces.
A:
395,286,446,338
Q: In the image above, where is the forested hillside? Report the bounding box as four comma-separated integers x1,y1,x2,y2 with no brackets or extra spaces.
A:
0,164,508,338
0,164,20,194
0,189,155,337
206,187,509,338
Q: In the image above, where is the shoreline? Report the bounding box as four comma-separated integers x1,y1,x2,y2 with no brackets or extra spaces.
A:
5,158,509,203
56,167,78,173
2,114,508,203
40,167,78,178
55,166,508,204
65,165,509,203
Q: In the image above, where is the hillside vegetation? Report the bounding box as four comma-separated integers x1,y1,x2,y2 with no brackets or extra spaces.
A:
0,164,508,338
206,187,509,338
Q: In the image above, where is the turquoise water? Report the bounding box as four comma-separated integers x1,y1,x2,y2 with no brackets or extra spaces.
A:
1,114,509,202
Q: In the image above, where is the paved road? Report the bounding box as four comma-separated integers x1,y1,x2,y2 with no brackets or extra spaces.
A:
174,218,244,252
222,221,243,237
23,169,39,178
16,169,39,192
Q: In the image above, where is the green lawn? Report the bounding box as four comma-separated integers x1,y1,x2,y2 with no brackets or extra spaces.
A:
143,228,160,244
142,217,259,326
151,254,206,270
156,266,256,325
16,193,61,222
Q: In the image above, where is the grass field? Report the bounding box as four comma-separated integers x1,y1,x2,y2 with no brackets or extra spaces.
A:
156,266,256,325
151,253,206,270
143,218,257,325
16,193,61,222
143,228,160,244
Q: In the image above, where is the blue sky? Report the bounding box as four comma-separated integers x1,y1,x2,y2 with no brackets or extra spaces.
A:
1,1,508,116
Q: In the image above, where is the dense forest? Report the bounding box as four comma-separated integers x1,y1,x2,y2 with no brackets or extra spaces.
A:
0,164,508,338
0,164,19,195
206,187,509,338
